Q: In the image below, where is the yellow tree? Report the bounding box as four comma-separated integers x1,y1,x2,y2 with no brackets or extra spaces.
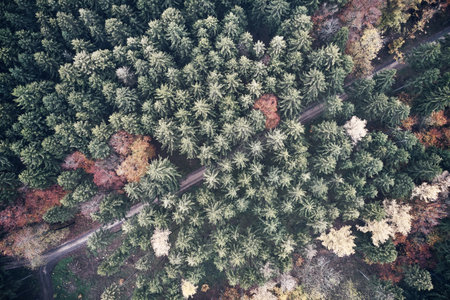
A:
347,27,383,76
116,136,156,182
318,226,356,257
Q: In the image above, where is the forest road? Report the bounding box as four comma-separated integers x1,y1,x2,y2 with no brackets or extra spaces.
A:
25,24,450,300
298,25,450,124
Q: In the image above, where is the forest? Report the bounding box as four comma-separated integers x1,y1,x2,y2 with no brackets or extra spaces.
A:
0,0,449,299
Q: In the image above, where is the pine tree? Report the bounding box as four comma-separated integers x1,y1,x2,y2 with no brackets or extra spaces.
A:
101,283,120,300
267,0,290,29
154,119,177,154
413,86,450,117
146,157,181,193
92,193,129,224
331,26,349,52
373,69,396,93
359,239,397,264
278,88,302,119
43,205,75,224
408,42,441,71
404,265,433,291
302,68,327,103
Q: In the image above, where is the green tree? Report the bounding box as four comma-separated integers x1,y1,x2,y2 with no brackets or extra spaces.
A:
154,119,177,154
115,87,139,113
302,68,327,103
43,205,75,224
0,264,37,300
64,180,97,206
0,154,20,205
413,86,450,117
132,157,181,201
56,12,84,43
407,150,442,182
79,8,106,44
404,265,433,291
93,193,130,224
184,0,216,22
269,35,286,58
408,42,441,71
57,169,85,191
278,88,302,119
19,168,56,189
373,69,396,93
331,26,349,52
87,228,113,253
360,239,398,264
88,138,111,160
101,283,121,300
105,18,132,45
267,0,290,30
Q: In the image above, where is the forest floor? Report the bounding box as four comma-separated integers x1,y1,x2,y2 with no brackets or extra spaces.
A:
51,234,137,300
55,216,100,246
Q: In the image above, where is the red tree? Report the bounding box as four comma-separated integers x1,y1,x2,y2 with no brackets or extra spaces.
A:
0,185,66,230
428,110,447,127
338,0,385,42
401,116,418,131
415,128,444,148
109,131,135,156
61,151,94,172
91,158,126,190
61,132,157,189
411,201,448,235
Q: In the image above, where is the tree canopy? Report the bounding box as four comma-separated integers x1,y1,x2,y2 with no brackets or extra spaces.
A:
0,0,448,299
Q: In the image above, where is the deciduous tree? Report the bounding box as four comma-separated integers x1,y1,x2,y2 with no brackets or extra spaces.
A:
318,226,356,257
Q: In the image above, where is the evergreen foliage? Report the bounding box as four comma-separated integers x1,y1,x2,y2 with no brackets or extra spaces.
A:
406,37,450,117
43,205,75,224
404,264,433,291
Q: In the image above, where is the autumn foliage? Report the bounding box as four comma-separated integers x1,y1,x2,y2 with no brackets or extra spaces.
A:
401,108,449,149
0,224,68,267
401,115,418,131
253,94,281,129
116,135,156,182
411,110,449,148
62,151,94,172
222,287,240,300
415,128,445,148
92,159,126,190
312,0,386,76
427,110,447,127
62,131,157,189
375,171,448,282
0,185,66,230
411,201,448,235
376,232,436,283
109,131,135,156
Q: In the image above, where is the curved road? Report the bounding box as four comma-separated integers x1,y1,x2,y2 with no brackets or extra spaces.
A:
6,25,447,300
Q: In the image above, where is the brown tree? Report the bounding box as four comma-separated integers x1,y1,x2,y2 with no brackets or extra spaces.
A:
116,136,156,182
254,94,281,129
